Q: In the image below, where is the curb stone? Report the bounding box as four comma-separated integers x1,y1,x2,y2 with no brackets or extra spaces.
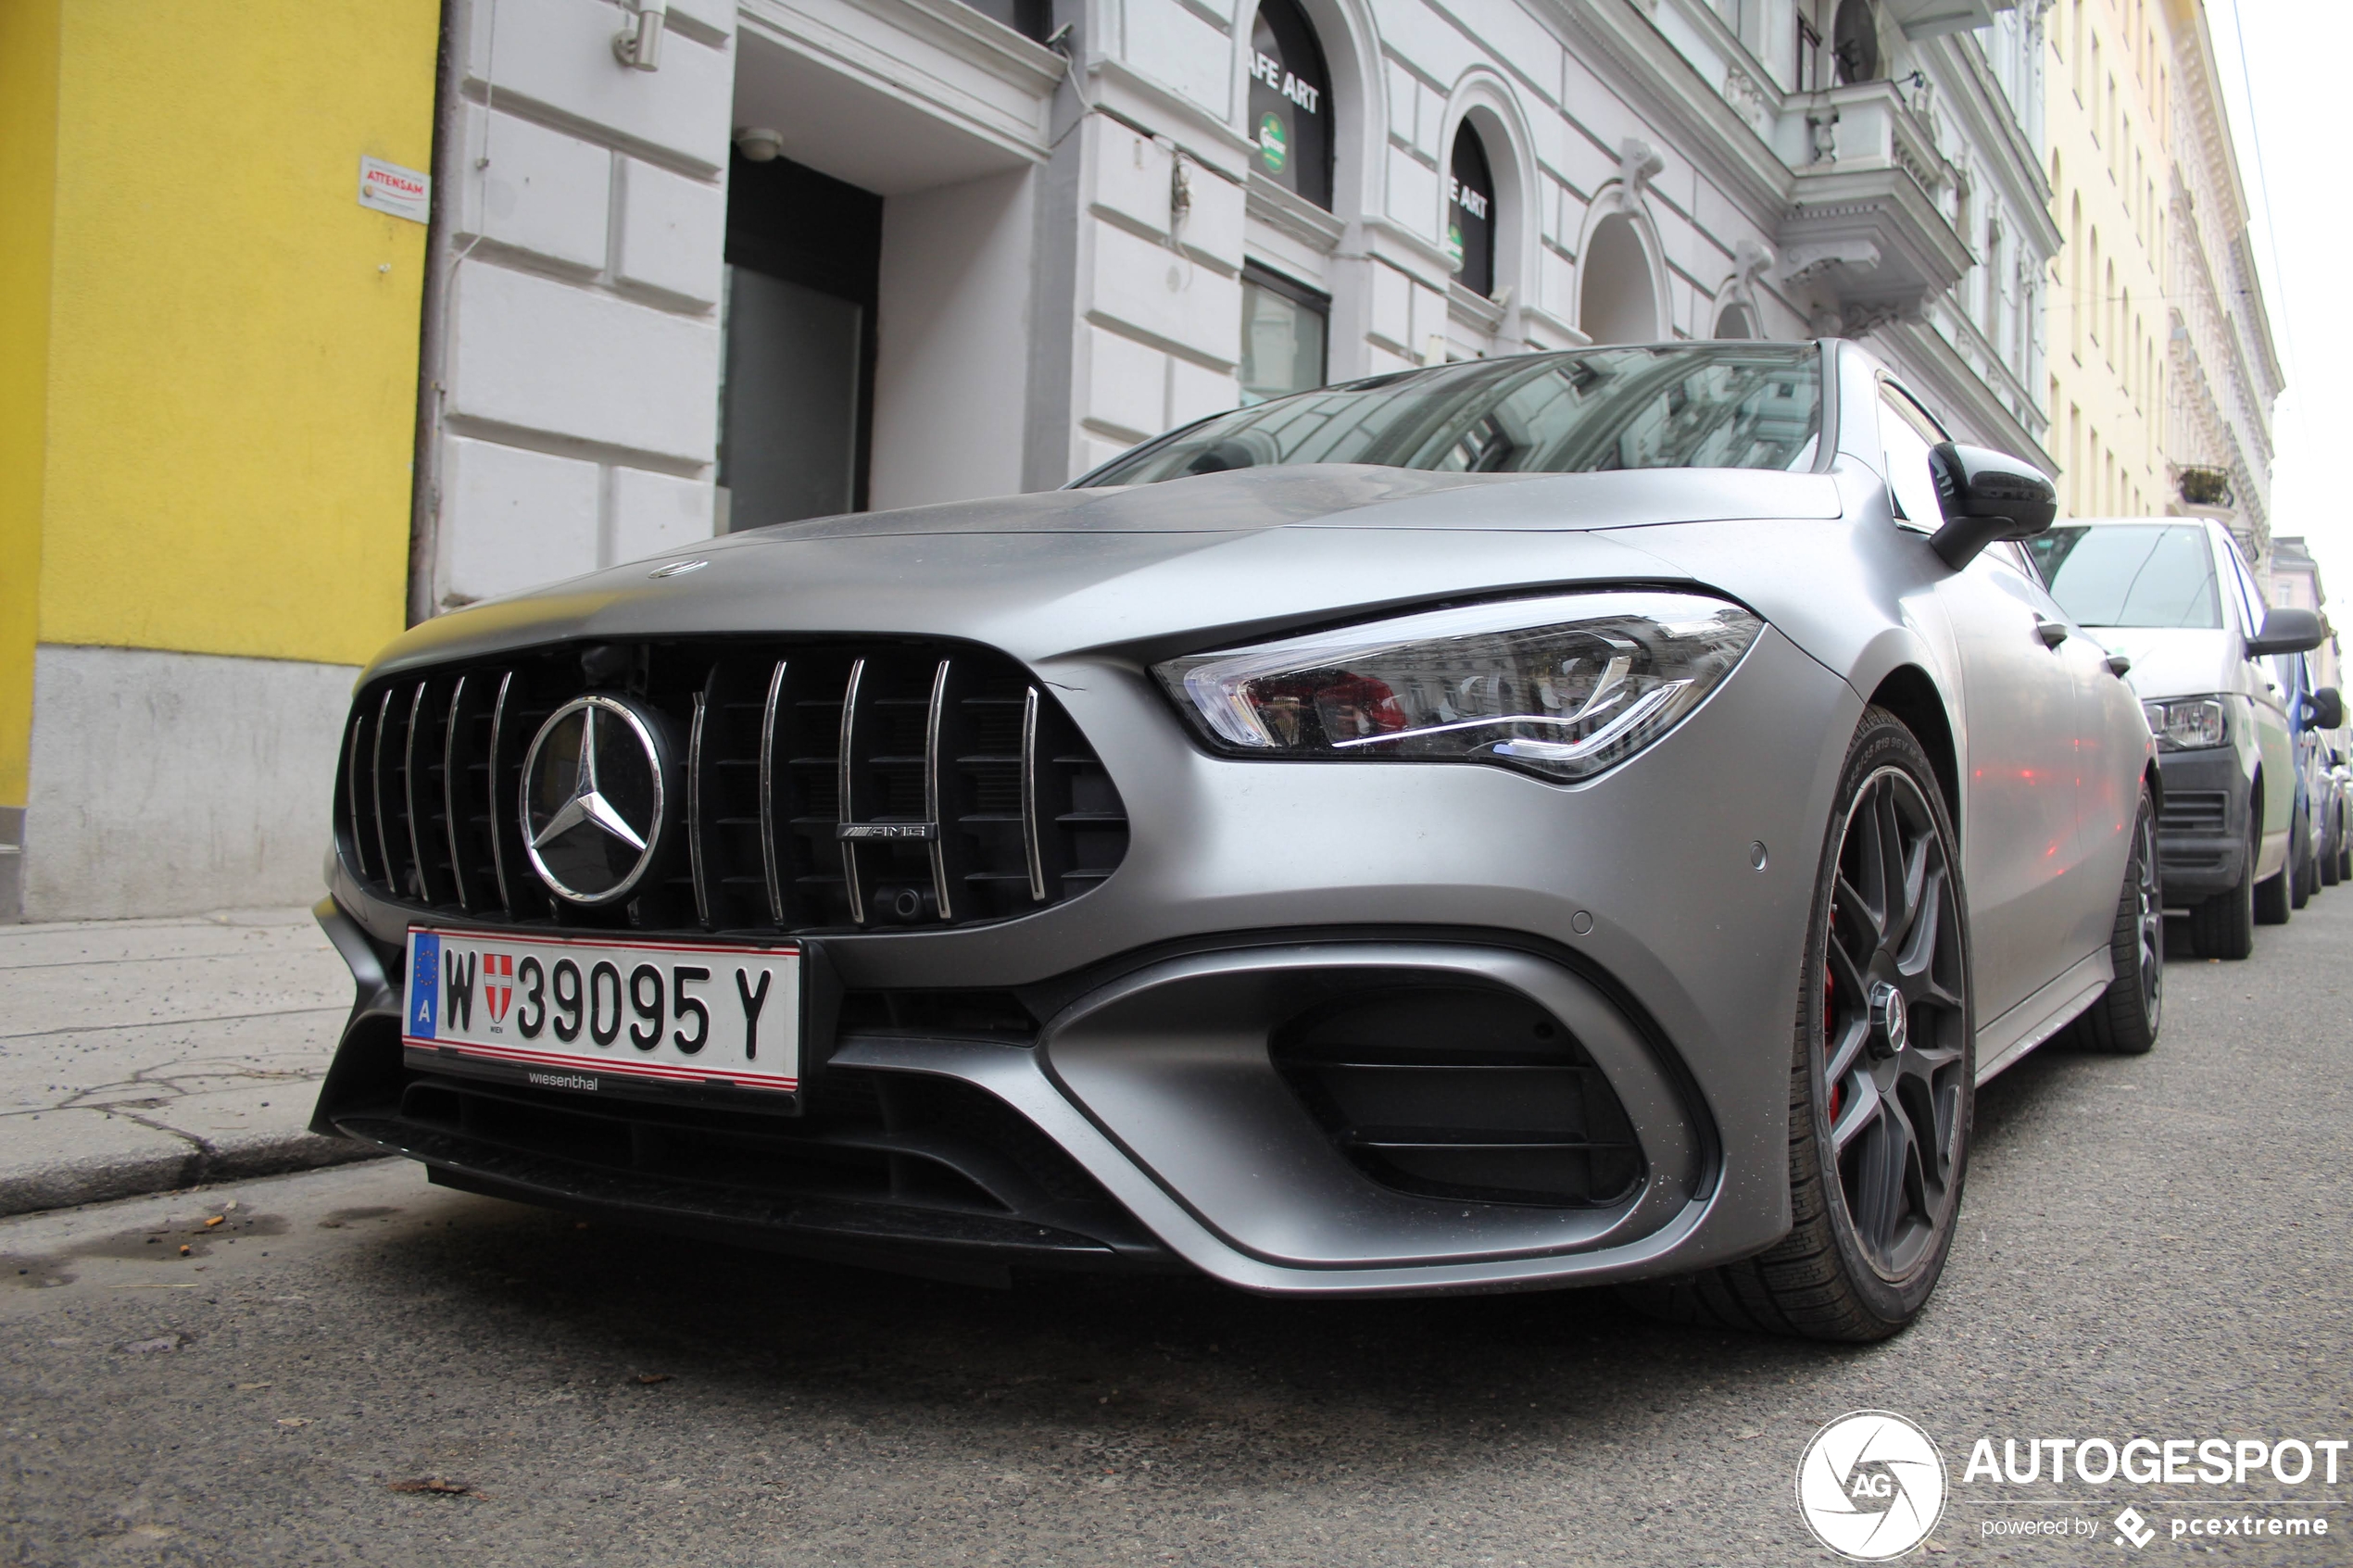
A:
0,1132,388,1221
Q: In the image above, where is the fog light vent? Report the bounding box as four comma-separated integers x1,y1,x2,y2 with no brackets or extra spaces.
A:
1272,985,1642,1209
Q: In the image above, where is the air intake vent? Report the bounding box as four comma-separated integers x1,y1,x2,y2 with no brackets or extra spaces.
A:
333,639,1127,935
1273,985,1642,1209
2158,790,2230,835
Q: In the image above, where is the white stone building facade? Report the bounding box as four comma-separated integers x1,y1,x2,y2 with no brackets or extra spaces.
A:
2158,0,2279,565
409,0,2057,613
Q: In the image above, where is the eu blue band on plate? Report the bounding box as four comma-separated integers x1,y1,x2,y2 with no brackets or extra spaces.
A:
409,932,440,1038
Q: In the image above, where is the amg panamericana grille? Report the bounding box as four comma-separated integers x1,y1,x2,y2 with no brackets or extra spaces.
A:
335,639,1127,934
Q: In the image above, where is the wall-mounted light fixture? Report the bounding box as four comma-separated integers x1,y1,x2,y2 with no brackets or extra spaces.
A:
734,128,785,163
613,0,668,70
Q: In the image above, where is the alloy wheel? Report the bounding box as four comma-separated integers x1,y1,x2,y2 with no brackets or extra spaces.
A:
2132,801,2163,1030
1820,765,1969,1281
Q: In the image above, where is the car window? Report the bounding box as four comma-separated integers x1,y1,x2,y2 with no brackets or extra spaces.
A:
1077,344,1823,484
1875,392,1946,530
2026,524,2223,628
2221,535,2268,639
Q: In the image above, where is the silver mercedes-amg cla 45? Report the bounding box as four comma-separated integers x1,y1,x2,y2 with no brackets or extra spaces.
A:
315,339,2161,1341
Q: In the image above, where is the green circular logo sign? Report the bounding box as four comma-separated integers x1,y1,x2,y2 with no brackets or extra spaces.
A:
1445,222,1466,272
1258,112,1289,173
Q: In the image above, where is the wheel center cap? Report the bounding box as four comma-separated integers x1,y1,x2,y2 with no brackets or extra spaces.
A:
1869,981,1908,1056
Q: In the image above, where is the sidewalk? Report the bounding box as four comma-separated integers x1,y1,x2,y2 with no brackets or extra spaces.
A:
0,906,382,1217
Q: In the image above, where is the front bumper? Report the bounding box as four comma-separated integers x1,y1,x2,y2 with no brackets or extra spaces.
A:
2151,747,2247,901
312,627,1858,1295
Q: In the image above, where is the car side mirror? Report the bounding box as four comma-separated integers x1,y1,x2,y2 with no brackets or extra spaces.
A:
2309,686,2345,731
2246,608,2327,659
1924,443,2058,569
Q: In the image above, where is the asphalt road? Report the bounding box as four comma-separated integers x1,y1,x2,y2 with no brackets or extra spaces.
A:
4,899,2350,1566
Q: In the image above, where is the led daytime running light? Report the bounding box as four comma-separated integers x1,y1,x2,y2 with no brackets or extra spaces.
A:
1156,591,1762,784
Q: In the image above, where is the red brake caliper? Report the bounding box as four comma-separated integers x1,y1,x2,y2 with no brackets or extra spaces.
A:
1825,961,1843,1121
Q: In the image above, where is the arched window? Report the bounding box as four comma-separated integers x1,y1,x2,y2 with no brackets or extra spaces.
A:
1714,300,1756,339
1832,0,1880,83
2122,293,2133,391
1447,123,1497,298
2104,260,2116,361
1983,218,2003,327
2070,195,2083,358
2088,228,2100,345
1248,0,1333,210
1579,212,1656,344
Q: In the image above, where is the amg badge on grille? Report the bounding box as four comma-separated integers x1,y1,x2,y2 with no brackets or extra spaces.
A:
521,695,672,905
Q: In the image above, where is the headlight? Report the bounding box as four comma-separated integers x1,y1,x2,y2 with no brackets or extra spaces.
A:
2143,696,2228,751
1152,591,1764,784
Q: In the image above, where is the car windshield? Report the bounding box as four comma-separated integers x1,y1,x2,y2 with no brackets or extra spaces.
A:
1078,344,1823,485
2029,524,2223,629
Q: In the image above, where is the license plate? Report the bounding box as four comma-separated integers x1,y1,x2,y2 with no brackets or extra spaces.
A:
402,928,802,1103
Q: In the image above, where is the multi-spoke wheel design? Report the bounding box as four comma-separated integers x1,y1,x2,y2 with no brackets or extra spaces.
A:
1616,709,1971,1341
2131,803,2163,1023
1819,765,1969,1281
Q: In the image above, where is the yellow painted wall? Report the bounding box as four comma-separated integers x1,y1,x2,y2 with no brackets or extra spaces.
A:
0,0,64,810
35,0,440,666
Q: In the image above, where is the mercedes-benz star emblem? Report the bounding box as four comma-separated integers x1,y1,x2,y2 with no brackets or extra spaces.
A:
1869,980,1908,1056
520,695,670,905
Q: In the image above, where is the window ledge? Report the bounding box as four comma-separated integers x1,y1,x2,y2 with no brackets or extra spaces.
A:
1245,174,1345,254
1447,281,1505,334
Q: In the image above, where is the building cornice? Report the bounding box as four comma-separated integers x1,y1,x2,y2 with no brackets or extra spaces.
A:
737,0,1061,169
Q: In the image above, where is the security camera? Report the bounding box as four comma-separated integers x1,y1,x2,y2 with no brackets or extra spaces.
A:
734,128,785,163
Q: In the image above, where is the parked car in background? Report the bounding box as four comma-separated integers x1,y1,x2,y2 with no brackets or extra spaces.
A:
2032,518,2330,957
2273,649,2346,906
2332,751,2353,884
314,340,2163,1346
2317,740,2347,888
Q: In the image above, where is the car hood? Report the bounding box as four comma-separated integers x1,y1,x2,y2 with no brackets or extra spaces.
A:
368,465,1843,681
2087,627,2237,703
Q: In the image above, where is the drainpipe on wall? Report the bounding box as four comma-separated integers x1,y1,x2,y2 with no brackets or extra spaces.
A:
405,0,466,628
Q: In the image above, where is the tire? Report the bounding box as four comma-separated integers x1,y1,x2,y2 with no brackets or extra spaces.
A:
1622,709,1971,1342
2257,846,2293,926
2290,810,2314,911
2191,807,2259,960
2322,825,2343,888
2072,784,2161,1054
2338,833,2350,884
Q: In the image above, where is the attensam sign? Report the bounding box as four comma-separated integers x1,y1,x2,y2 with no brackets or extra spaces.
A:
358,156,431,224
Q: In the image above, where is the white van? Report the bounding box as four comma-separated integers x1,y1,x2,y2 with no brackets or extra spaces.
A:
2030,517,2329,958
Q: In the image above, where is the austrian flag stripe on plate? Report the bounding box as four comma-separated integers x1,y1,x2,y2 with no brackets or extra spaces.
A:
401,928,802,1097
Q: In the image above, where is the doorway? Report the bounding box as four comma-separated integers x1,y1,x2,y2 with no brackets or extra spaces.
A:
718,149,882,530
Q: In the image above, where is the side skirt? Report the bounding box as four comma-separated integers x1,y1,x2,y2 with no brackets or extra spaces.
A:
1973,950,2114,1085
